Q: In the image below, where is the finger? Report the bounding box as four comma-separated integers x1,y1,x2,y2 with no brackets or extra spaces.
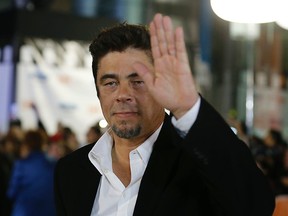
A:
133,62,154,87
150,21,161,60
175,27,189,63
163,16,175,56
154,13,169,56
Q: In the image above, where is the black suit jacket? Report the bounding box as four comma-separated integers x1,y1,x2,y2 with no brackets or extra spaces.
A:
54,98,275,216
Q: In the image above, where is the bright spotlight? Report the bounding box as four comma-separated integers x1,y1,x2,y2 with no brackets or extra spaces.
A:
210,0,278,23
99,119,108,128
275,0,288,30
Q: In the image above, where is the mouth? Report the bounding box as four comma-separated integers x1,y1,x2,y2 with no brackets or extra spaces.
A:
113,111,138,118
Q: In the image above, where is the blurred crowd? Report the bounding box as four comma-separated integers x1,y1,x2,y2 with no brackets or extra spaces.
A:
231,120,288,197
1,117,288,215
0,119,105,216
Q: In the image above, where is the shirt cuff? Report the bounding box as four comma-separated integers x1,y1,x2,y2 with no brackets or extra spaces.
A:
171,97,201,137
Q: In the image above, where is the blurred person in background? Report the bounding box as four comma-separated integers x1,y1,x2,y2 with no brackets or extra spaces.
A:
234,120,250,146
0,138,13,216
0,132,22,165
7,129,56,216
279,149,288,194
8,119,24,144
0,125,23,216
1,119,23,162
62,126,79,153
253,129,287,195
86,122,103,144
46,140,67,160
47,124,80,160
226,110,250,146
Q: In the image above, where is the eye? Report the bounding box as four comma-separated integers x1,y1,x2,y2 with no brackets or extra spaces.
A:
104,81,118,87
131,80,144,87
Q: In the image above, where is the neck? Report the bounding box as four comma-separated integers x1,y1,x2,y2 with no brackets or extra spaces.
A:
112,140,137,163
110,128,157,187
111,141,135,187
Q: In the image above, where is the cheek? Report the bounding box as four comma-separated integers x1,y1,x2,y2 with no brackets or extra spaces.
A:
99,98,111,118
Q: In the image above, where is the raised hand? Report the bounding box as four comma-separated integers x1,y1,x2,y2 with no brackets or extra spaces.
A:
133,13,199,119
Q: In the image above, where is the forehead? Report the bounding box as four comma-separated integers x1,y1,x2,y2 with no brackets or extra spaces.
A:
98,48,152,77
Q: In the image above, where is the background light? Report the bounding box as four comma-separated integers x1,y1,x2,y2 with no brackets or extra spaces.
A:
275,0,288,30
210,0,279,23
99,119,108,128
276,20,288,30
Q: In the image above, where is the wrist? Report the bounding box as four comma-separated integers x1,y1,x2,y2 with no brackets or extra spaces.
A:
172,95,200,120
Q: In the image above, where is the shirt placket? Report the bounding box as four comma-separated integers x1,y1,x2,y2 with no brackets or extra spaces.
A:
115,150,144,216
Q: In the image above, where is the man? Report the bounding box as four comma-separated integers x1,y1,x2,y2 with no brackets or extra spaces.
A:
54,14,275,215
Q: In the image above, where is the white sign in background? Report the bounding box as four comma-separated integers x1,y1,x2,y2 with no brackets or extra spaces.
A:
16,41,104,145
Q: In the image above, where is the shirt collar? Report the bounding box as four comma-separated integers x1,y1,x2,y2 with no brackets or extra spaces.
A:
88,124,163,173
135,125,162,165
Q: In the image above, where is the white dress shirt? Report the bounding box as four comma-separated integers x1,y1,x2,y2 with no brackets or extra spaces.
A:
88,98,201,216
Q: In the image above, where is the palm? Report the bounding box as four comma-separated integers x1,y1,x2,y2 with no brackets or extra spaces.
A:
134,14,199,119
153,55,191,108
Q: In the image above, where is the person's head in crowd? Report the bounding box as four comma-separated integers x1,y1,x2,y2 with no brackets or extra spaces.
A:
21,130,45,157
86,124,102,143
0,134,21,160
264,129,287,148
8,119,24,142
62,127,79,152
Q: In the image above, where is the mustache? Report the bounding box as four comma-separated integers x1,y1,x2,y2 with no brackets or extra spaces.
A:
111,104,140,115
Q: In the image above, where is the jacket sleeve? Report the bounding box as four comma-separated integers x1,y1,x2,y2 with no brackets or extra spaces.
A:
7,160,22,201
182,97,275,216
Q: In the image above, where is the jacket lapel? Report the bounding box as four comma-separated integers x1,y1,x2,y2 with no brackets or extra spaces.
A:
133,114,183,216
76,146,102,216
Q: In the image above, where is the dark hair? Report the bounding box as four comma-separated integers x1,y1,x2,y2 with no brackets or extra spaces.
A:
89,23,152,96
90,125,101,135
9,119,21,127
269,129,287,147
24,130,44,151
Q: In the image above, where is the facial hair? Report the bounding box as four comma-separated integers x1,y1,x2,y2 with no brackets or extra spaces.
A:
111,121,141,139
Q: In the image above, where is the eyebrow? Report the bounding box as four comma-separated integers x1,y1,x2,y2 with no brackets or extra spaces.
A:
99,74,118,83
127,72,139,79
99,72,139,83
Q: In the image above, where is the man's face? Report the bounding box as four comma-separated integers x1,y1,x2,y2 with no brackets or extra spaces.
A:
97,48,165,140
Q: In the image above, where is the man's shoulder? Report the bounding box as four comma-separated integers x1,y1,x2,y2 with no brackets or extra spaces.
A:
54,143,100,191
56,143,95,168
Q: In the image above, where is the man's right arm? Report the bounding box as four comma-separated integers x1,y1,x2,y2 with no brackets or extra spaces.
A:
181,97,275,215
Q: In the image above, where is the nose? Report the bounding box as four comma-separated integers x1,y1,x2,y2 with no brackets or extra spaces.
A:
116,83,133,103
